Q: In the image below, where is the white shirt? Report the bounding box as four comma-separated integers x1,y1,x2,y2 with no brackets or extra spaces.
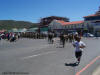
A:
73,41,86,52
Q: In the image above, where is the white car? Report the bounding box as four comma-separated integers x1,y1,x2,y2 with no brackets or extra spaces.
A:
83,33,94,37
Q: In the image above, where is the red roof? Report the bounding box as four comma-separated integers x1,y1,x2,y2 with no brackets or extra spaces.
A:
84,13,100,18
56,20,84,26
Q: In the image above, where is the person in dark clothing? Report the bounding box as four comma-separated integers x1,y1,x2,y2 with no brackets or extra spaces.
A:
48,32,54,44
60,34,65,48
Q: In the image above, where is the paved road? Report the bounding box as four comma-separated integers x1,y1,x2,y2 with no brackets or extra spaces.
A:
0,38,100,75
75,38,100,75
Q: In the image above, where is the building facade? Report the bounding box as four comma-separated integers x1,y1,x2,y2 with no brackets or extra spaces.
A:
49,20,84,34
83,7,100,36
49,6,100,36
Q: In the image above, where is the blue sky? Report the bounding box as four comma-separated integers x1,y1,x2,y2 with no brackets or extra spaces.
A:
0,0,99,23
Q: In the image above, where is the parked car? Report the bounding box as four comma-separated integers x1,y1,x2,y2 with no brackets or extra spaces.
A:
83,33,94,37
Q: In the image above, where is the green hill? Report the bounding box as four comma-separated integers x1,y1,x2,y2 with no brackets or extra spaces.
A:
0,20,38,30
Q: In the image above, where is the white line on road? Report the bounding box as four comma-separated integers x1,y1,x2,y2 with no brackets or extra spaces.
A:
32,44,51,51
22,51,57,60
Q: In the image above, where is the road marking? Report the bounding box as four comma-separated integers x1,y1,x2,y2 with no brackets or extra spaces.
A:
17,44,50,52
76,56,100,75
31,44,50,51
22,51,56,59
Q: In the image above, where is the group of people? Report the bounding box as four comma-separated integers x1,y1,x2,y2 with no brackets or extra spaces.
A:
48,32,79,48
21,32,47,39
0,32,20,42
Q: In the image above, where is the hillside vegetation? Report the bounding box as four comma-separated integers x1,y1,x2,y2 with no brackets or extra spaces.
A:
0,20,38,30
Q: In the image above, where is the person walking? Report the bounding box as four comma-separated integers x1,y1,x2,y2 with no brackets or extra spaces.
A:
60,34,65,48
72,36,86,65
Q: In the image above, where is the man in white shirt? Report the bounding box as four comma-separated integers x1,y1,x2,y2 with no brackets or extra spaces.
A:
73,36,86,64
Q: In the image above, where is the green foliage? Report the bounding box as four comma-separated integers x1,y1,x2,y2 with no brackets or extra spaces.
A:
0,20,38,30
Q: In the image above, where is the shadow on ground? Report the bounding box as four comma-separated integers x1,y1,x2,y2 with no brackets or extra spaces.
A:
65,62,79,67
56,46,64,48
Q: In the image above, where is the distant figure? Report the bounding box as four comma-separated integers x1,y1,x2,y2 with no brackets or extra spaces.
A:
52,37,60,48
95,32,98,39
72,36,86,65
74,33,79,41
59,34,65,48
48,32,54,44
10,33,16,42
6,33,10,40
0,35,1,40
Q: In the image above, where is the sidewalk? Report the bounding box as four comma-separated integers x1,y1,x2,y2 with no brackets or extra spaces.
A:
92,66,100,75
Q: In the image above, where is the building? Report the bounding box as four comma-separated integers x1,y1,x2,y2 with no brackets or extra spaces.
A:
49,20,84,34
39,16,69,27
49,6,100,36
83,6,100,36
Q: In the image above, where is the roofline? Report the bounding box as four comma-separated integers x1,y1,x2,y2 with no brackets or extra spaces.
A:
56,20,84,26
83,14,100,18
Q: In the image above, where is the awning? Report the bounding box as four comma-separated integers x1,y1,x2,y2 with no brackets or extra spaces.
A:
40,27,48,32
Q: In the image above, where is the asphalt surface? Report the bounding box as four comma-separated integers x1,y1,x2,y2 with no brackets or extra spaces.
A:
0,38,100,75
